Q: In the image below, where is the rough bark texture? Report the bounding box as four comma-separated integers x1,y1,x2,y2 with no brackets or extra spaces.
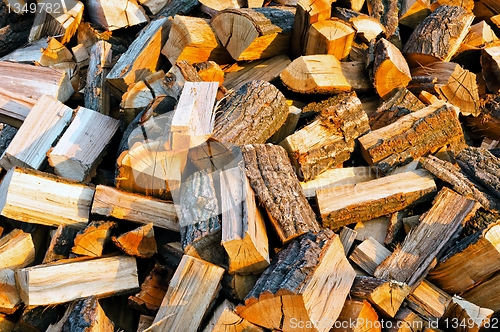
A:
465,93,500,140
241,144,320,243
0,2,33,57
85,40,112,115
43,226,79,263
62,297,114,332
368,0,401,47
155,0,199,19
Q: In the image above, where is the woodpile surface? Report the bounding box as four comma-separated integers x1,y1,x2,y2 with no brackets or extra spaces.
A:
3,0,500,331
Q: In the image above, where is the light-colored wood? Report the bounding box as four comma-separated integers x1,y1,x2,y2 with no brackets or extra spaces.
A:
332,7,387,44
146,255,225,332
399,0,431,29
354,217,390,244
121,81,155,124
0,95,73,170
267,105,301,144
349,237,391,275
129,264,172,314
339,227,358,255
300,166,377,198
1,37,73,67
162,15,231,65
16,255,138,306
199,0,240,17
0,61,73,102
112,223,157,258
430,0,474,11
87,0,148,31
91,185,179,231
407,279,451,319
0,269,21,315
49,107,119,182
463,270,500,312
0,229,34,270
72,220,116,257
193,61,225,85
374,187,480,286
331,299,381,332
221,166,269,274
85,40,113,115
305,19,355,60
202,299,264,332
318,170,436,229
0,87,35,128
481,137,500,149
442,296,493,332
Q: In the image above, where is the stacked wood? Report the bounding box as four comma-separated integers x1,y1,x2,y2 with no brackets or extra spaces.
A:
304,19,356,60
354,217,390,244
1,37,74,67
407,279,452,319
202,300,263,332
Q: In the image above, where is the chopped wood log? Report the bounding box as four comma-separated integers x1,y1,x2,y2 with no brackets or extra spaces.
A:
106,17,171,97
62,296,114,332
202,299,264,332
349,237,391,275
374,187,480,286
442,296,493,332
0,229,35,270
304,19,356,61
462,270,500,312
482,42,500,94
87,0,148,31
236,230,356,332
1,37,73,67
112,223,157,258
146,255,225,332
280,92,369,181
42,226,79,263
339,227,358,255
162,15,231,65
29,0,84,45
465,93,500,140
0,95,73,171
223,55,291,91
120,81,155,125
350,276,411,318
354,217,390,244
222,273,260,301
193,61,225,85
292,0,332,57
406,279,451,319
331,299,381,332
0,61,73,102
332,7,387,44
221,166,269,274
0,167,94,229
399,0,431,29
300,166,377,198
72,221,116,257
14,305,64,332
241,144,320,243
267,105,301,144
49,107,119,182
318,170,436,229
372,38,411,99
128,264,173,314
16,255,138,306
367,0,400,46
212,7,295,61
85,40,112,115
0,88,35,128
0,269,21,315
386,307,428,332
358,103,465,174
199,0,239,17
91,185,179,231
430,0,474,11
402,5,474,67
212,80,288,145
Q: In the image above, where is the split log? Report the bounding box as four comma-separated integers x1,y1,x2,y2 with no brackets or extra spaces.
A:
305,19,356,60
199,0,240,17
354,217,390,244
332,7,387,44
222,273,260,301
120,81,155,125
280,92,369,181
462,270,500,312
85,40,112,115
193,61,225,85
406,279,451,319
0,95,73,171
0,167,94,229
14,305,64,332
358,103,465,174
1,37,74,67
300,166,377,198
72,221,116,257
202,299,264,332
212,80,288,145
128,264,173,314
241,144,320,243
372,38,412,99
0,61,73,102
317,170,436,229
42,226,79,263
367,0,400,46
86,0,148,31
112,223,157,258
146,255,225,332
236,230,356,332
465,93,500,140
441,296,493,332
0,269,21,315
430,0,474,11
339,227,358,255
106,17,171,97
91,185,179,231
221,166,269,274
403,5,474,67
0,229,34,270
349,237,391,275
482,42,500,94
61,296,114,332
331,299,381,332
267,105,301,144
211,7,295,61
399,0,431,29
374,187,480,286
0,88,35,128
162,15,231,65
16,255,139,306
49,107,119,182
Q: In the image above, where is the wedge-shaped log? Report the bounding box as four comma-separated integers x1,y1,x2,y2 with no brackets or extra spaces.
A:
332,7,386,44
403,5,474,67
221,166,269,274
318,170,436,229
0,229,34,270
162,15,231,65
349,237,391,275
1,37,73,67
72,220,116,257
85,40,112,115
112,223,157,259
91,185,179,231
146,255,225,332
106,17,171,97
0,95,73,170
203,299,264,332
16,255,138,306
280,92,369,181
375,187,480,286
0,87,35,128
442,296,493,332
236,230,356,332
61,296,114,332
331,299,380,332
0,269,21,315
358,103,465,173
49,107,119,182
128,264,172,315
0,167,94,229
406,279,451,319
87,0,148,31
241,144,320,243
211,7,295,61
305,19,355,60
399,0,431,29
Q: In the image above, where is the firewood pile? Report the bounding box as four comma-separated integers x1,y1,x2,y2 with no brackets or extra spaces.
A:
3,0,500,331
